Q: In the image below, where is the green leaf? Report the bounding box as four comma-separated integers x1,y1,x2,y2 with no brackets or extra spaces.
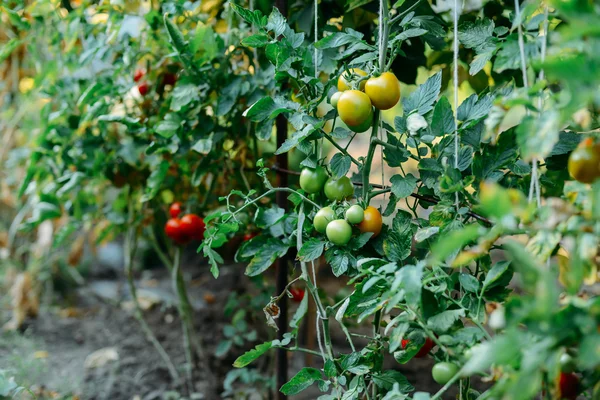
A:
403,71,441,115
255,206,285,228
97,114,141,127
459,273,480,293
233,341,273,367
473,130,518,181
141,161,169,202
427,309,465,332
242,33,271,47
383,134,410,167
280,368,322,395
0,38,22,63
390,173,417,199
577,334,600,369
231,3,268,27
429,224,482,265
414,226,439,243
155,114,181,138
315,31,363,50
298,238,325,262
326,247,353,277
372,371,414,392
461,332,521,376
483,261,511,291
516,111,559,162
383,212,413,262
431,96,455,136
457,93,494,123
275,125,315,155
346,0,376,12
245,239,289,276
164,14,188,55
329,153,351,179
190,24,218,63
170,84,199,111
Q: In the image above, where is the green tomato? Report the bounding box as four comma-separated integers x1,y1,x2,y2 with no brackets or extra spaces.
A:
299,166,329,194
326,219,353,246
314,207,335,234
345,205,364,224
330,91,342,108
432,362,459,385
324,176,354,201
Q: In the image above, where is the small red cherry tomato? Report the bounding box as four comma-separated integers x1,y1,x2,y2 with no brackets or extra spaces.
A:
558,372,580,400
138,82,149,96
133,68,146,82
289,287,305,303
180,214,205,241
243,232,258,241
401,337,434,358
169,202,182,218
165,218,186,244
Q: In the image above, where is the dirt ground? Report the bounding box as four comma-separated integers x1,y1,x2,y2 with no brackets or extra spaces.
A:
0,249,485,400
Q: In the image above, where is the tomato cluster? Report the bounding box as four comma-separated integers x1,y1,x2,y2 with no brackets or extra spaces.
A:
299,167,355,201
568,137,600,184
165,202,205,244
329,69,401,132
313,204,383,246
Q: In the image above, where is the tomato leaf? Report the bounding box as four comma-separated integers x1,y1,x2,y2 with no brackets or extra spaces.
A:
390,173,418,199
298,238,325,262
233,341,273,368
372,371,414,392
280,367,323,395
402,71,441,115
427,309,465,333
329,153,351,179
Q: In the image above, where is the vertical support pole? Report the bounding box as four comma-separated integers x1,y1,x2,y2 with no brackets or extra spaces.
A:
274,0,289,398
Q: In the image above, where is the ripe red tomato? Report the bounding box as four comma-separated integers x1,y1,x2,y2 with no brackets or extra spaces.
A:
162,72,177,86
558,372,579,400
138,82,149,96
243,232,258,241
358,206,383,238
401,337,434,358
165,218,186,244
169,202,182,218
289,287,305,302
133,68,146,82
365,72,401,110
180,214,205,241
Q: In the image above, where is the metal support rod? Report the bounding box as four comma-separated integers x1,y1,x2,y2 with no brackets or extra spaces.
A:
274,0,289,397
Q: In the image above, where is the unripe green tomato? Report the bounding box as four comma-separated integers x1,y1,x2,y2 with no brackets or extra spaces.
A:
314,207,335,234
326,219,353,246
324,176,354,201
345,205,364,224
330,91,342,108
432,362,459,385
299,166,329,194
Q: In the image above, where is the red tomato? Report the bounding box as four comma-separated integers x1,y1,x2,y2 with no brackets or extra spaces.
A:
558,372,579,400
169,202,182,218
289,287,305,303
165,218,186,244
138,82,149,96
401,337,434,358
133,68,146,82
162,72,177,86
243,232,258,241
180,214,205,241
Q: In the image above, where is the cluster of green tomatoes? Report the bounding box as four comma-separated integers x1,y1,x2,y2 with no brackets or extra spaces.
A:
329,69,401,132
299,167,383,246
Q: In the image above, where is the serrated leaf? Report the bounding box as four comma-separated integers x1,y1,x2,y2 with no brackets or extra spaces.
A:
280,368,322,395
402,71,441,115
233,341,272,367
431,96,455,136
242,33,271,47
427,309,465,332
141,161,169,202
298,238,325,262
390,173,417,199
329,153,351,178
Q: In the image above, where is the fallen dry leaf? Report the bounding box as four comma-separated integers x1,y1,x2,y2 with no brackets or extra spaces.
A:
84,347,119,369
